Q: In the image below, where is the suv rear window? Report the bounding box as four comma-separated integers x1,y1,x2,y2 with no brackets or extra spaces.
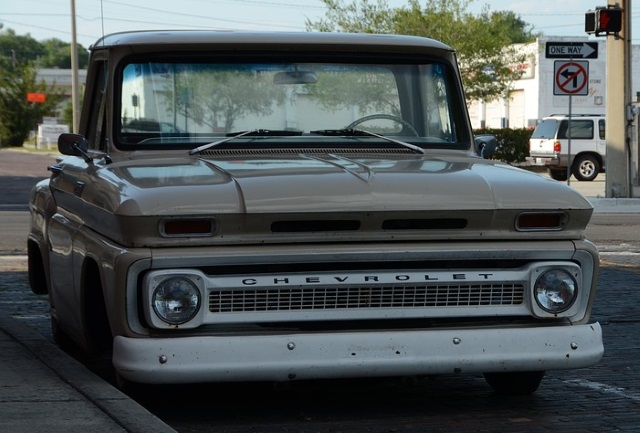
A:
531,119,559,139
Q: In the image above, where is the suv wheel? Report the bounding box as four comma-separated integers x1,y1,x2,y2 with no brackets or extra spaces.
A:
548,168,568,181
572,154,600,181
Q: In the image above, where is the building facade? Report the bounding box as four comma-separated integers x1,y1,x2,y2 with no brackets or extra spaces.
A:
468,36,640,130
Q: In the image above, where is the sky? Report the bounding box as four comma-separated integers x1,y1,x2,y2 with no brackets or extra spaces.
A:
1,0,638,49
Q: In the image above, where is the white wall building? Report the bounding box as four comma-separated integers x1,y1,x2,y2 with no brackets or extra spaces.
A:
468,36,640,130
36,68,87,97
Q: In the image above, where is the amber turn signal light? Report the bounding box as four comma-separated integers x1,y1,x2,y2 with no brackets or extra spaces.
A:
516,212,566,231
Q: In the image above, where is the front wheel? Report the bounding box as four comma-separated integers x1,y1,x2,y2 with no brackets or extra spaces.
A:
483,371,545,395
51,314,76,352
572,154,600,181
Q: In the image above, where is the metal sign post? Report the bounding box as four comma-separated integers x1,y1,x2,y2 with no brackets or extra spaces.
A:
546,41,594,185
552,58,590,185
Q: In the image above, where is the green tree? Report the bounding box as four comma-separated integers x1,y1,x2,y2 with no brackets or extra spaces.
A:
0,29,90,70
306,0,537,102
305,69,400,116
309,0,396,33
40,38,89,69
171,68,287,132
62,100,74,129
489,10,540,44
0,28,87,146
0,62,65,147
0,29,45,72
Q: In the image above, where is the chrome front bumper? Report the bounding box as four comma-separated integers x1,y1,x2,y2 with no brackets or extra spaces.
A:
114,323,603,384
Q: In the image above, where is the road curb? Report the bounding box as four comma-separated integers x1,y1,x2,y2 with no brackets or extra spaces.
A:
0,309,177,433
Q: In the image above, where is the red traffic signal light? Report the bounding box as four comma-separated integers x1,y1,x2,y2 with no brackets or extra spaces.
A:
585,7,623,36
599,9,622,32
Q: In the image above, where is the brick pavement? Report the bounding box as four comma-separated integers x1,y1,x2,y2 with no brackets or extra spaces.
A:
1,261,640,432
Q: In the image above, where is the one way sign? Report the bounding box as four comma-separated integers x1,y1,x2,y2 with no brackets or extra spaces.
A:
546,42,598,59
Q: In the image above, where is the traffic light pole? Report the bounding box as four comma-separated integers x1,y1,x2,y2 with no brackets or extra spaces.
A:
605,0,632,197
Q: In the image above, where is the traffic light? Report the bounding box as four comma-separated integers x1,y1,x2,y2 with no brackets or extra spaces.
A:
585,7,623,36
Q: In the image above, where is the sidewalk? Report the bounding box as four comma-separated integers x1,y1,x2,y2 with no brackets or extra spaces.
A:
0,309,177,433
589,197,640,213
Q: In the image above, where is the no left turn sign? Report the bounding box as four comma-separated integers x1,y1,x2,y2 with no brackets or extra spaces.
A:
554,60,589,96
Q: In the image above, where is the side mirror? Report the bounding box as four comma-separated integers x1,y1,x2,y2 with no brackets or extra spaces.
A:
474,134,498,159
58,133,92,163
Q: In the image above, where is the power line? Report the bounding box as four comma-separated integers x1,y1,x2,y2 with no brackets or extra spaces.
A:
96,0,310,29
0,17,96,42
103,0,325,11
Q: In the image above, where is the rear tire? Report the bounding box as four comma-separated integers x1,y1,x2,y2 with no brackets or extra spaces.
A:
572,154,600,181
483,371,545,395
548,168,568,181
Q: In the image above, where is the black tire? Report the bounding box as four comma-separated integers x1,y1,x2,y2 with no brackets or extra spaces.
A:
27,243,48,295
483,371,545,395
51,314,76,352
572,154,600,181
548,168,568,181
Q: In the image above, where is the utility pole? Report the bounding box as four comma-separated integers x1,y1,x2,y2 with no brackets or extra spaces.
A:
605,0,637,198
70,0,81,133
603,1,628,197
588,2,637,197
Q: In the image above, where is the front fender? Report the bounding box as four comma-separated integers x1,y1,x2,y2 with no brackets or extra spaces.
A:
28,178,55,295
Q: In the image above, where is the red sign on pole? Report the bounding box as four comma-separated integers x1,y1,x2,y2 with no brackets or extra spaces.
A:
27,92,46,103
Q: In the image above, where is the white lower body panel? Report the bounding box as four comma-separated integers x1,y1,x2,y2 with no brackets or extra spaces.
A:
113,323,603,384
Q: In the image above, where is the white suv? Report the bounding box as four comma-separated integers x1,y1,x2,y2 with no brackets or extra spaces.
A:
528,114,605,181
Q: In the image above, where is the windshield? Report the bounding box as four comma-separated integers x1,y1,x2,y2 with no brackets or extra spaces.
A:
117,59,468,149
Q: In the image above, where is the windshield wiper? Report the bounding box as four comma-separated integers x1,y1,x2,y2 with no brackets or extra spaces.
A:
310,128,425,154
189,129,302,155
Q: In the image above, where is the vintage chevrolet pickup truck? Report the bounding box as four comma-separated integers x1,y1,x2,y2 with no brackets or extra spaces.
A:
28,30,603,394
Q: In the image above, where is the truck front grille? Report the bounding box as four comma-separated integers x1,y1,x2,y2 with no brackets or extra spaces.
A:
208,283,525,313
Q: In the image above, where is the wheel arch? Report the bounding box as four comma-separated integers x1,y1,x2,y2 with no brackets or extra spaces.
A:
27,237,50,295
79,256,114,356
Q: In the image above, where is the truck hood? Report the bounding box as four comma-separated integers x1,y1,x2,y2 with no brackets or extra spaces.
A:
88,153,591,215
49,152,593,247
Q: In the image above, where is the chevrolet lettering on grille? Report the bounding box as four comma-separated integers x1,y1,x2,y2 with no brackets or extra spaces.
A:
219,270,502,288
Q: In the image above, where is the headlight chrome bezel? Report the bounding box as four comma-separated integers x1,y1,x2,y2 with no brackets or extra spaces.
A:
531,264,581,318
143,270,205,329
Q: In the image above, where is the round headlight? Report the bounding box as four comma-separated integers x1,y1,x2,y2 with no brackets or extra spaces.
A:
152,277,201,325
534,268,577,313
